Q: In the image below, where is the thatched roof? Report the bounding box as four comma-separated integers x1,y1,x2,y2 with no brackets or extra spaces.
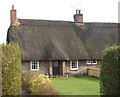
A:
7,19,118,60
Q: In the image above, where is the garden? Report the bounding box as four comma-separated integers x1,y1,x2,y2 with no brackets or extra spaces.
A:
1,43,119,96
22,73,100,95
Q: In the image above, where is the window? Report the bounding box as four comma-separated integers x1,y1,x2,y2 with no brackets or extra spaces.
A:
70,61,78,70
86,60,97,65
92,60,97,64
86,60,92,64
30,61,39,71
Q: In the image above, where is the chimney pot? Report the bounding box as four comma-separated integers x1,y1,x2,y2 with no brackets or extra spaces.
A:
12,5,14,9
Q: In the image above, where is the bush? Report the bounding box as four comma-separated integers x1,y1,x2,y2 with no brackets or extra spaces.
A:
2,42,22,96
22,72,38,92
100,45,120,95
27,74,59,95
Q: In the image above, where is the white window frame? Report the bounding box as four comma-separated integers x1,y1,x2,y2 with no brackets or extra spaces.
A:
86,60,92,64
30,61,39,71
92,60,97,64
70,60,78,70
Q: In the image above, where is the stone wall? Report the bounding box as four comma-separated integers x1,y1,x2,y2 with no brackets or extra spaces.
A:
22,61,49,75
22,60,100,77
62,60,100,77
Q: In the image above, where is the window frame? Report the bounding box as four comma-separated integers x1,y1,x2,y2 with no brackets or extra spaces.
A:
70,60,78,70
30,61,39,71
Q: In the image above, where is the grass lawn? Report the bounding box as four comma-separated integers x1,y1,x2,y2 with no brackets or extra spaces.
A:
52,76,100,95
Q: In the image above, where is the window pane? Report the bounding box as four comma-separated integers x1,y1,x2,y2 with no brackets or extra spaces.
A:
92,60,96,63
32,64,35,69
72,61,77,65
92,60,97,64
72,64,77,68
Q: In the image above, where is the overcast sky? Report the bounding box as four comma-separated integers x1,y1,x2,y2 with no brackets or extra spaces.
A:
0,0,119,44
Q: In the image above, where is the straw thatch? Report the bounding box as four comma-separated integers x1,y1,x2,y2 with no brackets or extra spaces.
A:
7,19,118,60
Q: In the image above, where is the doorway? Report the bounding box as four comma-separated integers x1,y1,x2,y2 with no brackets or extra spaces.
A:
52,61,60,76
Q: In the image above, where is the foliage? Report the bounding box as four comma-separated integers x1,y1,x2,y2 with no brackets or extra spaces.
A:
2,42,22,96
100,45,120,95
27,74,58,95
22,72,38,92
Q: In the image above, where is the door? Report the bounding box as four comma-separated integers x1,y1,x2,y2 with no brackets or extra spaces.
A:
52,61,60,76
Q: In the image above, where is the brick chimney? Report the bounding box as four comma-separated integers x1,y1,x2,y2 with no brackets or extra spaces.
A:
74,9,83,23
10,5,17,24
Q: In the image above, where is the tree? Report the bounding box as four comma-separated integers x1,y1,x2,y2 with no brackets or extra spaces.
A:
100,45,120,96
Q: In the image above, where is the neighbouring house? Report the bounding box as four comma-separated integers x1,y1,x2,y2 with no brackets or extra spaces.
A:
7,5,118,77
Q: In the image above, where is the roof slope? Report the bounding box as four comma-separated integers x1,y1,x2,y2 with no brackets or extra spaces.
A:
7,19,118,60
74,23,118,59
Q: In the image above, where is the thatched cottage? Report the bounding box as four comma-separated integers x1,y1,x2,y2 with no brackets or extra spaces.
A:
7,6,118,77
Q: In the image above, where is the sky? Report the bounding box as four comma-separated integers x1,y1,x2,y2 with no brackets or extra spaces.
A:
0,0,119,44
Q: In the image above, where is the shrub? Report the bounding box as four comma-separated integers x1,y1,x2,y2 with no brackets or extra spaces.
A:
100,45,120,95
22,72,38,92
28,74,59,95
2,42,22,96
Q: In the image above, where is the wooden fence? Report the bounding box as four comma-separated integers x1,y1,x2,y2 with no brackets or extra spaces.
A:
87,68,100,77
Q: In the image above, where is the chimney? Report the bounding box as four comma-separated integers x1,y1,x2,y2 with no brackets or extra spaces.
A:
10,5,17,24
73,9,83,23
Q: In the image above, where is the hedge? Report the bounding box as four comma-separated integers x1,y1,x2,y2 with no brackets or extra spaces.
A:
2,42,22,96
100,45,120,95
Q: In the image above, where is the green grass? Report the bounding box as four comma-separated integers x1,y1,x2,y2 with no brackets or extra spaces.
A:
52,76,100,95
